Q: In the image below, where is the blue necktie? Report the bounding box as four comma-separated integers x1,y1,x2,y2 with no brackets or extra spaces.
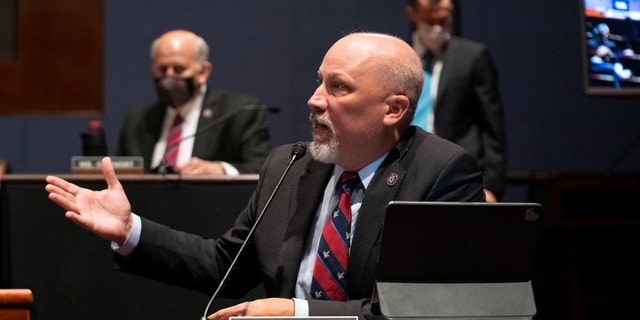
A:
411,52,433,131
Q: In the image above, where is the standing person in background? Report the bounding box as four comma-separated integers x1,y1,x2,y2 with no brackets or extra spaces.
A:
46,32,484,319
117,29,271,175
406,0,507,202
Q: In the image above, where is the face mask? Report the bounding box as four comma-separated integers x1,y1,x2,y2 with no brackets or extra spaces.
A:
415,22,451,55
154,76,196,108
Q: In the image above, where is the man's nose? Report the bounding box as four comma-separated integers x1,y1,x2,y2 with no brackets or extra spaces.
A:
307,89,327,110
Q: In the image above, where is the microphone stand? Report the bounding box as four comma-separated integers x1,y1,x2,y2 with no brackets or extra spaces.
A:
200,142,307,320
156,104,279,174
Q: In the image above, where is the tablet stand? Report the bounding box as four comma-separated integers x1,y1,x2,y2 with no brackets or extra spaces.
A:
374,280,536,320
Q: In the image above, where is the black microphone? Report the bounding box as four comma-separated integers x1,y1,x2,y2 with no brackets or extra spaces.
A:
156,104,280,174
200,142,307,320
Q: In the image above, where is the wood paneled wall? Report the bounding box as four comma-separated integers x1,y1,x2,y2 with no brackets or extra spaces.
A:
0,0,103,114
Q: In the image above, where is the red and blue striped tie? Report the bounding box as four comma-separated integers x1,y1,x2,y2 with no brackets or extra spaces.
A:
164,114,183,169
311,171,361,301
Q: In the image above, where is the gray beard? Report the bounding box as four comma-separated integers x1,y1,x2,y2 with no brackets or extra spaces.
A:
309,135,338,164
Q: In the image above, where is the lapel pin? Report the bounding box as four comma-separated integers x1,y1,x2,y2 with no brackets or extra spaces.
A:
385,173,399,186
202,108,213,119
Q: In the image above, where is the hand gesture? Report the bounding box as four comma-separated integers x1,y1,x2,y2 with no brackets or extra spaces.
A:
45,157,133,245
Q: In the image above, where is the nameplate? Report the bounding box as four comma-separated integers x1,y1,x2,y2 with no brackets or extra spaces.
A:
71,156,144,174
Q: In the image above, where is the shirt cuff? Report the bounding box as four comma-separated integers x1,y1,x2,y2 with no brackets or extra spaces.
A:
292,298,309,317
110,213,141,256
219,161,239,176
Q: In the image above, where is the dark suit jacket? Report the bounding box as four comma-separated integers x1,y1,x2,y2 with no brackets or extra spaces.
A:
433,36,508,198
116,127,484,318
117,88,271,173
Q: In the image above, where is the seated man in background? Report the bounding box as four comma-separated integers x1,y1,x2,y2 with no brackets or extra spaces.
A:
46,32,484,319
405,0,508,202
587,22,635,82
117,29,271,175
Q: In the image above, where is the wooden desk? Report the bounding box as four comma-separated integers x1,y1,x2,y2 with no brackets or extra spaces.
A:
0,289,32,320
0,174,264,320
0,159,6,177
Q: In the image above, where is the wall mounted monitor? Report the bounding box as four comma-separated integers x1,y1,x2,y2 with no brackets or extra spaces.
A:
581,0,640,95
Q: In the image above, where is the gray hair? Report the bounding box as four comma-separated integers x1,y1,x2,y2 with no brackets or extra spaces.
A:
358,32,423,117
149,32,210,65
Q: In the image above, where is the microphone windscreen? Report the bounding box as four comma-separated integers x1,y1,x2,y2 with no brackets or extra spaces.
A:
291,142,307,158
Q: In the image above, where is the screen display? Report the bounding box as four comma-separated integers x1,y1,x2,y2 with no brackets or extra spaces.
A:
582,0,640,95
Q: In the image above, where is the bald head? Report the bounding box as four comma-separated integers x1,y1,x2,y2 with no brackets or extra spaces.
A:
148,30,212,107
325,32,424,115
308,32,425,168
150,29,209,65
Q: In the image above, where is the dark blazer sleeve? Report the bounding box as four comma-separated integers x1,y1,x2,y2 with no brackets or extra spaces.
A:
113,144,302,298
114,186,266,298
471,45,508,197
435,38,507,198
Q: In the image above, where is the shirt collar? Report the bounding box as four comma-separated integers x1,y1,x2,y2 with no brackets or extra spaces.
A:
333,153,387,191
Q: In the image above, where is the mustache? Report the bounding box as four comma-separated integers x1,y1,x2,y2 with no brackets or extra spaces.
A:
309,112,333,128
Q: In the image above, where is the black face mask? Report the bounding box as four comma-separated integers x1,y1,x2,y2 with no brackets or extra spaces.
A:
154,76,196,108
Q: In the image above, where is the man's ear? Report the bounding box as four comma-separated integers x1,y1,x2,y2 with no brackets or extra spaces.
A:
383,94,410,126
198,61,212,84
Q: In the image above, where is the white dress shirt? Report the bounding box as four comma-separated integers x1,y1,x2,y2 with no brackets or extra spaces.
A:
150,85,205,169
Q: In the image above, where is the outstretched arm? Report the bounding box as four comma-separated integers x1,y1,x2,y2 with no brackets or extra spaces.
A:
45,157,133,245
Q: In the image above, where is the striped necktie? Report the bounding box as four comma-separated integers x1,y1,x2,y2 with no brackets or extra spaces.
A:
164,114,183,169
310,171,361,301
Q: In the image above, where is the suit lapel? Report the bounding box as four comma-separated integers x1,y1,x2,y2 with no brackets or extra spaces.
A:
277,160,333,296
192,89,219,156
348,132,412,298
435,37,459,113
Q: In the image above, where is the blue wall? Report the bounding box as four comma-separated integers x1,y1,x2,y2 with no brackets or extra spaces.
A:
1,0,639,177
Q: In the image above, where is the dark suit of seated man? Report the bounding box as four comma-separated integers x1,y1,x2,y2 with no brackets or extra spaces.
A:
117,29,271,175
